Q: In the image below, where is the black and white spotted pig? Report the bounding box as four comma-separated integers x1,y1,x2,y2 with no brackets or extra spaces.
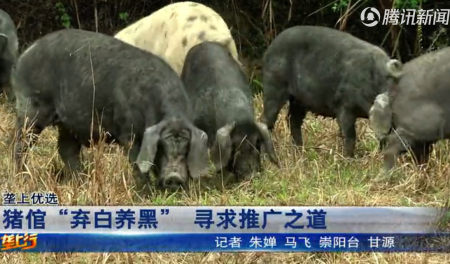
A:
114,1,240,76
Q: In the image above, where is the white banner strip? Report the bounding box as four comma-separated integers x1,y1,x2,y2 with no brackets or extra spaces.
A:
0,206,443,234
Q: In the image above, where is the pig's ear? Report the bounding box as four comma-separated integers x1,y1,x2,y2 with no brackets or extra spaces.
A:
386,59,403,83
187,125,210,179
0,34,8,55
369,92,392,142
210,122,235,172
136,121,166,174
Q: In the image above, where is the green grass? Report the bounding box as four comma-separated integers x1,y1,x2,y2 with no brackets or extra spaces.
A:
0,93,449,263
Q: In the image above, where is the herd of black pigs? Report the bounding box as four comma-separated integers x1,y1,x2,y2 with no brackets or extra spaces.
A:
0,2,449,193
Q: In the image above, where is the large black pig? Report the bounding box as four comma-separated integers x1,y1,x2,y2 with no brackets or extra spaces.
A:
11,29,210,192
180,41,279,179
261,25,403,157
370,47,450,177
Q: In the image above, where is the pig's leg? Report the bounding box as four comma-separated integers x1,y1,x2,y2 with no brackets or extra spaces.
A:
336,108,357,158
411,141,434,165
379,137,388,152
261,75,288,131
57,126,82,176
288,96,306,146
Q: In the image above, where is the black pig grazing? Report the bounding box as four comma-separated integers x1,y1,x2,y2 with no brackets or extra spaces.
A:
180,41,279,178
261,25,403,157
0,8,18,97
11,29,209,192
370,47,450,177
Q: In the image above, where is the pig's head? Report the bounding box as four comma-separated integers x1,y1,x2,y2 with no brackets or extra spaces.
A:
12,90,58,167
211,120,279,178
135,118,210,191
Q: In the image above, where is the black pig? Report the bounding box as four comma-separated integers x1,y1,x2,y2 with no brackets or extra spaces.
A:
11,29,209,192
0,8,18,98
370,47,450,176
181,41,279,178
261,26,402,157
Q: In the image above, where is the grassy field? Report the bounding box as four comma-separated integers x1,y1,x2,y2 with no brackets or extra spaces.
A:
0,93,449,263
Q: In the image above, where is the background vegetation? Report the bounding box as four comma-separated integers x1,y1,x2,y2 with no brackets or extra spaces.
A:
1,0,450,263
2,0,450,88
